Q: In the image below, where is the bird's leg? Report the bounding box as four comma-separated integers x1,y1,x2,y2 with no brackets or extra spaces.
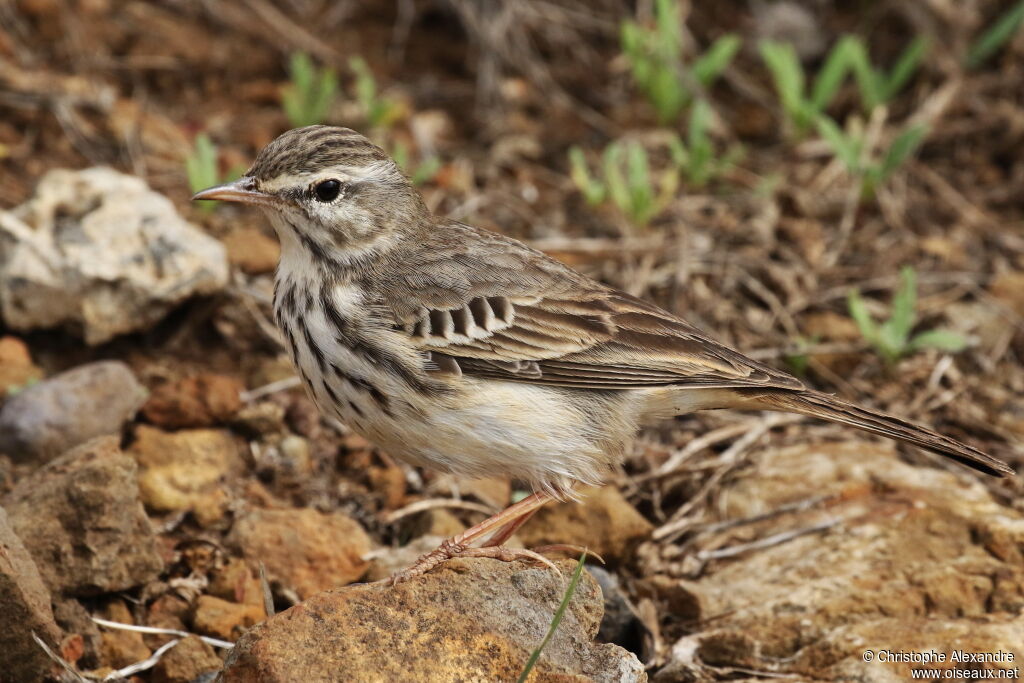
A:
389,491,557,584
481,506,539,547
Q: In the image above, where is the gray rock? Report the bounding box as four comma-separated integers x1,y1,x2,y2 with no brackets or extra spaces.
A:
219,558,646,682
3,436,164,596
588,565,644,648
0,167,228,345
0,505,62,683
0,360,146,463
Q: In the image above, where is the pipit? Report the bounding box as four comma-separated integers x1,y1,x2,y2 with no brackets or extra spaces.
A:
195,126,1012,582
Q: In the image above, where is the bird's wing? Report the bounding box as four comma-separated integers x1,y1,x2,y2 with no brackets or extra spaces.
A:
384,223,803,392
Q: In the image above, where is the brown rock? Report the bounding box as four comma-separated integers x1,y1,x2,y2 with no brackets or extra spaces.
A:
209,557,266,608
0,360,147,463
141,374,243,429
223,227,280,275
191,595,265,641
0,335,42,395
0,505,62,682
651,441,1024,680
99,600,151,669
220,558,646,682
2,436,164,595
131,425,244,526
228,508,372,598
152,635,224,683
518,485,653,565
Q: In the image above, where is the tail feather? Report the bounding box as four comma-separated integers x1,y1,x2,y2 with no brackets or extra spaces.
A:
758,390,1013,478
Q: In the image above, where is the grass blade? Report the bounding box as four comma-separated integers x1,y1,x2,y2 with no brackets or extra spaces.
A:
967,1,1024,68
882,36,928,103
693,34,741,86
811,36,855,113
908,329,968,353
516,552,588,683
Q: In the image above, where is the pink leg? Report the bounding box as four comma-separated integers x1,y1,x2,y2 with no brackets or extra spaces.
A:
389,491,558,584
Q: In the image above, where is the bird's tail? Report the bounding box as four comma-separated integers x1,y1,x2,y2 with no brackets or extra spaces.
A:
753,389,1013,477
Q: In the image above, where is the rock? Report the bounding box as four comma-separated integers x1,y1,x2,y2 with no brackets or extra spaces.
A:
141,374,243,429
53,598,102,669
222,226,280,275
228,508,372,599
190,595,265,641
0,360,146,463
220,558,646,682
650,441,1024,680
152,635,224,683
208,557,266,608
518,486,653,565
99,600,151,669
0,166,228,345
3,436,164,595
131,425,244,526
0,335,41,395
0,505,62,683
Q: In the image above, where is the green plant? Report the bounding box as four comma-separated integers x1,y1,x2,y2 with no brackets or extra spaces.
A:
621,0,739,124
350,56,402,129
516,552,588,683
569,140,678,228
967,0,1024,68
844,35,929,112
186,133,242,214
391,140,441,186
666,99,740,186
759,39,853,136
282,52,338,128
847,266,968,364
815,115,927,199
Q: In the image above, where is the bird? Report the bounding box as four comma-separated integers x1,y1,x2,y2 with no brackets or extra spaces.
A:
194,125,1012,582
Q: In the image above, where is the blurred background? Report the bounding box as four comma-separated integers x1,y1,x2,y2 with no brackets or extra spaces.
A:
1,1,1023,680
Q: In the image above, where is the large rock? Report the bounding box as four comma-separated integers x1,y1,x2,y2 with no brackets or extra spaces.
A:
3,436,164,595
649,441,1024,682
0,360,146,463
0,506,62,683
141,374,244,429
219,558,646,682
227,508,372,599
0,167,228,344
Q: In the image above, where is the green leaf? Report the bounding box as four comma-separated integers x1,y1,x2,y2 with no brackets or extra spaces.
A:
811,36,856,113
693,34,741,86
908,329,969,353
967,0,1024,68
844,37,883,111
847,288,879,346
879,266,917,354
603,142,631,217
625,142,654,225
569,146,605,205
759,41,808,132
878,124,927,180
816,115,861,172
882,36,929,103
516,553,588,683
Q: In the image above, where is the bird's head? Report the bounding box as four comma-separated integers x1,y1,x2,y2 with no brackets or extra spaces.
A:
193,125,426,266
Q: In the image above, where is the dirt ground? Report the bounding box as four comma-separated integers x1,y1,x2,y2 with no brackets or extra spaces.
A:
1,0,1023,681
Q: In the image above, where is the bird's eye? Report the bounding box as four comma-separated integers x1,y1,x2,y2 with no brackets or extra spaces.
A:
313,179,342,202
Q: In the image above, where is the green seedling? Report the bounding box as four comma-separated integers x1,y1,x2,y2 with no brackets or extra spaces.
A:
516,552,588,683
847,266,968,364
967,0,1024,68
390,140,441,186
844,35,928,112
621,0,739,124
282,52,338,128
350,56,402,129
666,99,741,186
186,133,243,214
569,140,678,228
815,115,927,200
759,39,853,137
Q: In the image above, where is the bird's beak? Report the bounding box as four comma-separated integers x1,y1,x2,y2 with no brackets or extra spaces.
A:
192,177,283,209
